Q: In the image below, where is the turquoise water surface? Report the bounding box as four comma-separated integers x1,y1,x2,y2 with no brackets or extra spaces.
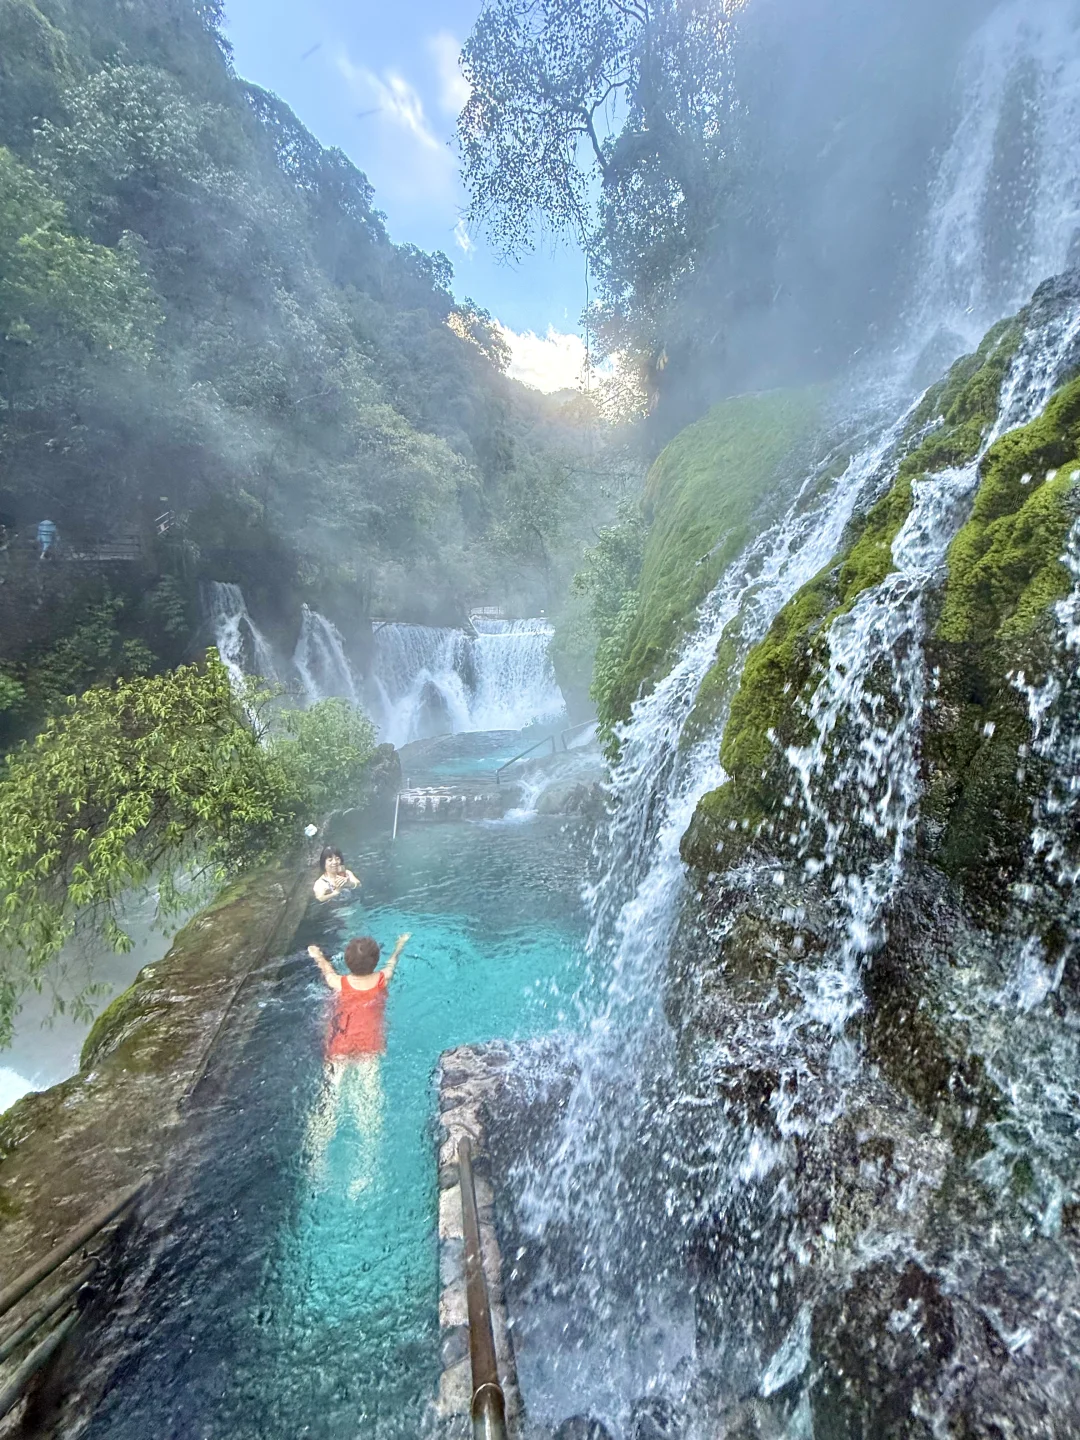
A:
85,747,592,1440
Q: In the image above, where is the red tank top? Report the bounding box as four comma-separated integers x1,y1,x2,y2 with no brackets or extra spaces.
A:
326,973,387,1059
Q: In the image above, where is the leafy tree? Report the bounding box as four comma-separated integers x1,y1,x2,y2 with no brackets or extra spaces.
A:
34,63,238,243
0,672,24,716
271,698,377,818
458,0,739,348
0,654,376,1044
0,144,158,407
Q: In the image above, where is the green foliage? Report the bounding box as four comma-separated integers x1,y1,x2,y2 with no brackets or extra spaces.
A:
19,595,132,716
34,62,238,239
459,0,735,259
0,673,24,714
0,0,73,150
0,144,158,365
270,699,376,818
0,654,376,1044
593,388,823,736
458,0,771,390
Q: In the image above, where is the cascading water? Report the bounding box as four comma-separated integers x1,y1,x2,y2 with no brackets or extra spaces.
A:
203,587,565,748
505,286,1080,1434
506,410,920,1427
369,619,565,747
292,605,360,707
470,619,568,732
206,581,280,691
909,0,1080,364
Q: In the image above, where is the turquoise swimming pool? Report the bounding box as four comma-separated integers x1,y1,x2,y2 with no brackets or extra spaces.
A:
83,749,592,1439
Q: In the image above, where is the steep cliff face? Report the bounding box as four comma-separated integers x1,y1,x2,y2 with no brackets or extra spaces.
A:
593,272,1080,1433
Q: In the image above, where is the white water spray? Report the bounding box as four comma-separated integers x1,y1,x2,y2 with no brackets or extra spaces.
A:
293,605,360,707
207,582,279,691
911,0,1080,359
370,619,565,746
509,288,1080,1432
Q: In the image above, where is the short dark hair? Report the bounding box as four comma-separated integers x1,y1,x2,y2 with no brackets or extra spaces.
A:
344,936,381,975
319,846,344,872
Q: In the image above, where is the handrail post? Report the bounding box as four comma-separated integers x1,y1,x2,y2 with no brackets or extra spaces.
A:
458,1138,507,1440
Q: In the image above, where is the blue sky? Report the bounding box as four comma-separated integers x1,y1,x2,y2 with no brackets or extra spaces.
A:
222,0,589,387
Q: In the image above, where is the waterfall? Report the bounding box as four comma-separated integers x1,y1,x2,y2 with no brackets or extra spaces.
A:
369,619,565,747
292,605,360,707
508,412,914,1423
206,582,279,691
203,589,562,743
910,0,1080,362
507,294,1080,1429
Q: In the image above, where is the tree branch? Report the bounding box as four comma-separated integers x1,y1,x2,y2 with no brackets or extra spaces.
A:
580,106,611,179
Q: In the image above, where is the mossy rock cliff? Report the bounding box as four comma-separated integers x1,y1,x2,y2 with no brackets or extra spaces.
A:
682,315,1027,874
594,388,824,733
925,372,1080,905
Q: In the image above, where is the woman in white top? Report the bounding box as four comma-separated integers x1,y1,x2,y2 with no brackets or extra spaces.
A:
313,846,361,902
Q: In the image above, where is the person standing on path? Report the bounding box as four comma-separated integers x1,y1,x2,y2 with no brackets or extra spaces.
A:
36,518,57,560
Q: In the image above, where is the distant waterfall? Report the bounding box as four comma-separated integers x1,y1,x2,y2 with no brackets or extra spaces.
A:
292,605,360,707
371,619,565,747
207,582,279,691
205,588,565,744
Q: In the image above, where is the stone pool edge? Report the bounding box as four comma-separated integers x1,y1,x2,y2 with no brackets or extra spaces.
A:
436,1042,523,1436
0,852,315,1362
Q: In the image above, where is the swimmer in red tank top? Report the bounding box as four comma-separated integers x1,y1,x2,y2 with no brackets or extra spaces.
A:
307,933,409,1058
304,933,410,1193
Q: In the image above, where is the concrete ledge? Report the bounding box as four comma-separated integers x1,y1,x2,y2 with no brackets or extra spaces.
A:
435,1043,524,1434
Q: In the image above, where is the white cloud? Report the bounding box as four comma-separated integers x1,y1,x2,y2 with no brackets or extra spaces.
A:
454,218,475,256
429,31,470,116
496,323,590,393
336,51,440,152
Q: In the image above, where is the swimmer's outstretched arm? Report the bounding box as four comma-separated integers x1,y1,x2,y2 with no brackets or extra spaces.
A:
307,944,343,990
381,934,410,985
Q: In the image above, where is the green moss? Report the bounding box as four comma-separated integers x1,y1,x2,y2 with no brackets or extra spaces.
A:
919,375,1080,901
79,972,154,1070
683,317,1025,875
594,388,824,732
938,375,1080,647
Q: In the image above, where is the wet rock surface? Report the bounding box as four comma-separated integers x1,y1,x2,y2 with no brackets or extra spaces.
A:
0,856,314,1436
658,276,1080,1435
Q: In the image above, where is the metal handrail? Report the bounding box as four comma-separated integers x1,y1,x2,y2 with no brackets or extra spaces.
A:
458,1138,507,1440
0,1180,146,1422
494,734,557,785
0,1181,145,1322
0,1309,79,1421
559,719,597,751
0,1263,96,1365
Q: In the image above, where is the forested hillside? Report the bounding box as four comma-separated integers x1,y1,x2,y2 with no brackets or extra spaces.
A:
0,0,611,746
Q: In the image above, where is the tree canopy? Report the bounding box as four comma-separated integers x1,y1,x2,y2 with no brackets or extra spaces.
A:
459,0,741,375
